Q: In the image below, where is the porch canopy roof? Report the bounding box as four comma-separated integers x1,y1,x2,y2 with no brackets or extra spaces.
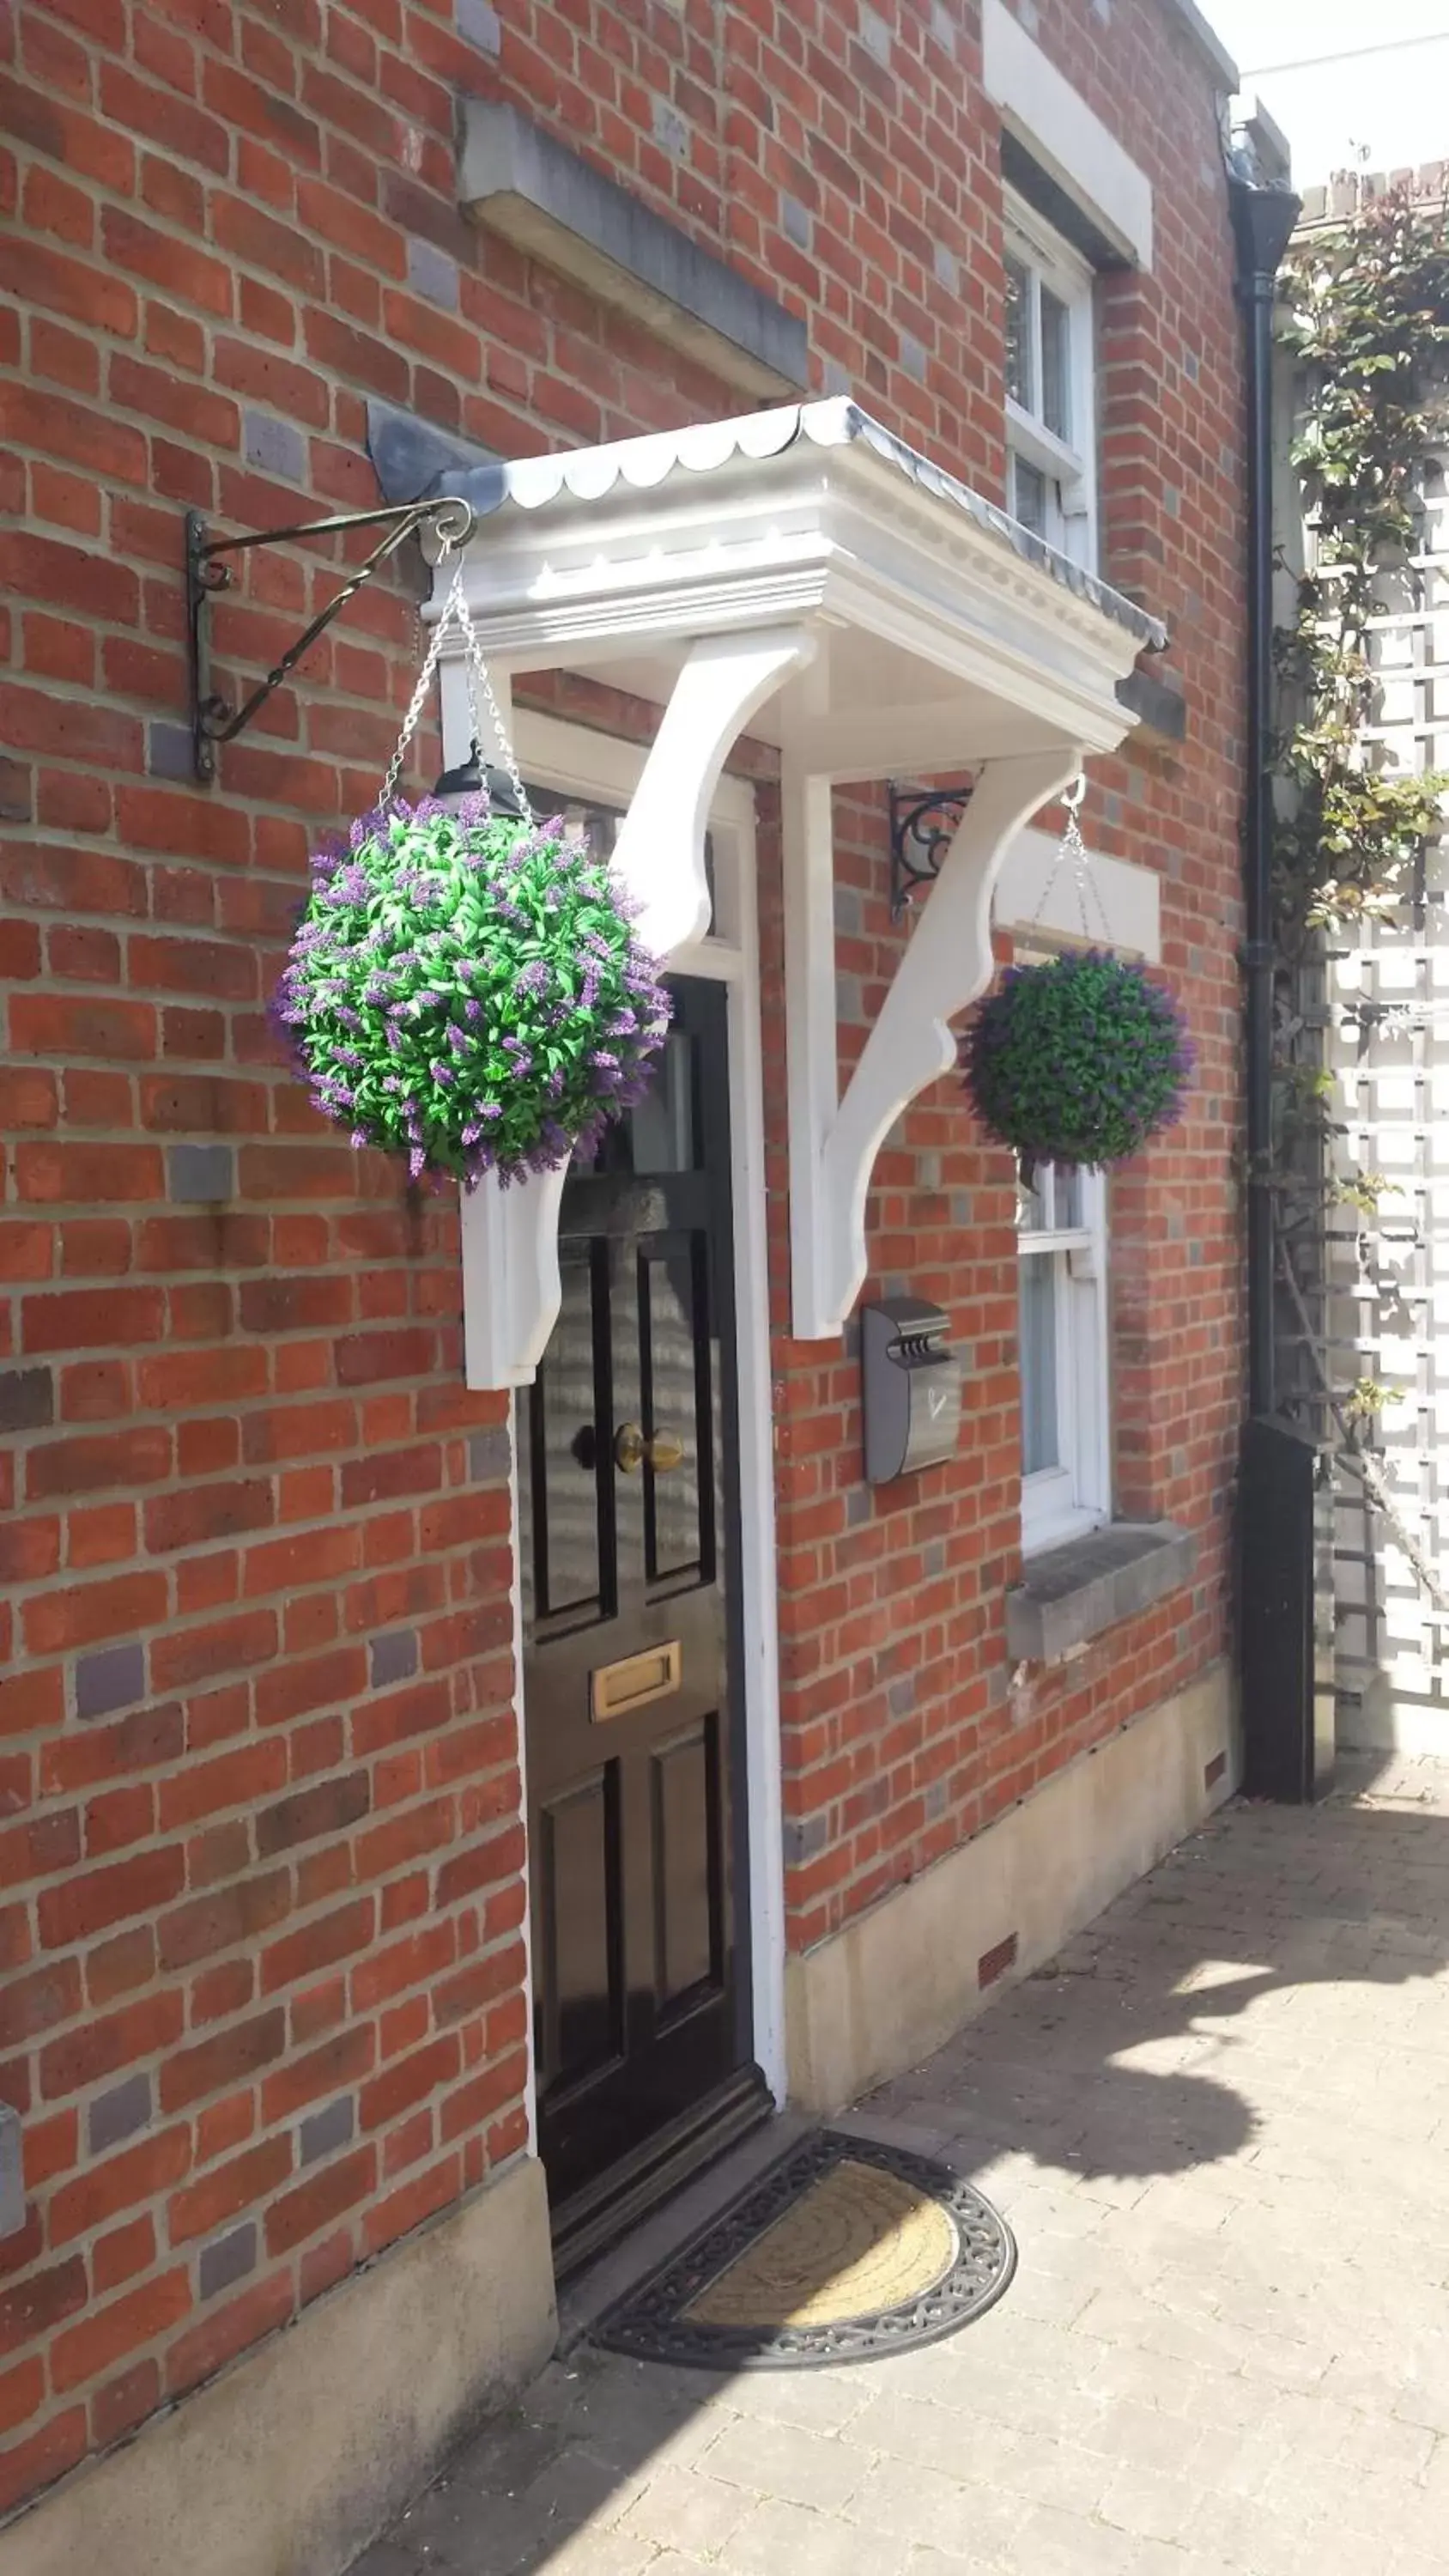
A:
433,396,1162,778
426,399,1165,1388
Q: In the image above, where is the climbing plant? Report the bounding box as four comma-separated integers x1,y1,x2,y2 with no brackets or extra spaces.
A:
1276,187,1449,936
1270,183,1449,1582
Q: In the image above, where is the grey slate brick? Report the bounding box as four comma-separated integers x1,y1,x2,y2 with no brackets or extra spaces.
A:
782,195,812,250
88,2072,152,2156
149,721,196,781
243,409,307,483
652,97,689,161
407,236,460,309
455,0,501,55
0,757,32,823
783,1816,828,1863
0,2105,22,2241
934,241,960,291
858,3,891,64
0,1368,52,1434
369,1628,419,1688
900,331,928,384
468,1428,511,1483
167,1142,233,1204
299,2096,355,2166
74,1641,147,1723
199,2222,257,2301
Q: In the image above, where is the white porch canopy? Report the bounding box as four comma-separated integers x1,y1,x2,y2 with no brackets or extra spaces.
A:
427,398,1164,1390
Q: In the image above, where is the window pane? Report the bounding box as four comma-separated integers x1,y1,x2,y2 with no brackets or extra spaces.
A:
1013,457,1048,537
1019,1162,1082,1233
1040,285,1070,440
628,1029,697,1174
1004,255,1031,409
1019,1253,1060,1475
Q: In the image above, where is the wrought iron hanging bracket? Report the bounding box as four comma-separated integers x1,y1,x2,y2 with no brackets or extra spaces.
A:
887,781,975,919
185,494,476,783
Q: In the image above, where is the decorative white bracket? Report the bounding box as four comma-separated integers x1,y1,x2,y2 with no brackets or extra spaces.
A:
785,744,1082,1341
460,625,815,1388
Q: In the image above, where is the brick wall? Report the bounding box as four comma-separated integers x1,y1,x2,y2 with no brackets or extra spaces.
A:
0,0,1242,2521
759,2,1246,1948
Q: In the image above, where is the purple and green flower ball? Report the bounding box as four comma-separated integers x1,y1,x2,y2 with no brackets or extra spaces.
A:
274,795,670,1187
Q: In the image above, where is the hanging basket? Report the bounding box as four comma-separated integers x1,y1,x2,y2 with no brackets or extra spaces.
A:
273,544,670,1187
275,793,670,1187
962,947,1191,1176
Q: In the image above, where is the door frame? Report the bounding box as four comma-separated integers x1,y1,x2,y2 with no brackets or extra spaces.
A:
507,710,787,2148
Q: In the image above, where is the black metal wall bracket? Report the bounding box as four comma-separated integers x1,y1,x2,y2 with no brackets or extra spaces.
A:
185,494,475,784
887,783,974,920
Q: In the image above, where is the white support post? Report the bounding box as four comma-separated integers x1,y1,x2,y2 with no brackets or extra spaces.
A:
461,625,815,1389
787,744,1082,1341
782,760,839,1350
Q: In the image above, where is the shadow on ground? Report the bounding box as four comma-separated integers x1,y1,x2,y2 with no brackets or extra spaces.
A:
350,1756,1449,2575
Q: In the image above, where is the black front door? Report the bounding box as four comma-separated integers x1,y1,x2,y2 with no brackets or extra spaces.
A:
518,978,758,2257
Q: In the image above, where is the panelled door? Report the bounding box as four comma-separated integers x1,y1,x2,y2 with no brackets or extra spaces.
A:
518,978,758,2249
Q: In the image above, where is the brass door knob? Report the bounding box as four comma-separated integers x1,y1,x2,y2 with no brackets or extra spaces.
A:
614,1423,685,1475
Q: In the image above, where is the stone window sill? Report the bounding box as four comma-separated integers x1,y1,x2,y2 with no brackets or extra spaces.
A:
1006,1521,1195,1667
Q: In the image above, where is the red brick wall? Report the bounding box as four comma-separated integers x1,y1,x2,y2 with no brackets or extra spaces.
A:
760,7,1246,1948
0,0,1241,2521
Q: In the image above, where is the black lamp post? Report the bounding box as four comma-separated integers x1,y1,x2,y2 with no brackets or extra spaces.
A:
432,738,526,817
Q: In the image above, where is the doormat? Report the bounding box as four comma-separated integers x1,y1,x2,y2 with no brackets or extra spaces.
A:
591,2129,1016,2370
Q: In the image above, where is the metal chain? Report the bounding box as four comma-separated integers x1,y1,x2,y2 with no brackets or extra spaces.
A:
1027,773,1115,946
452,574,531,821
379,546,532,821
381,545,461,806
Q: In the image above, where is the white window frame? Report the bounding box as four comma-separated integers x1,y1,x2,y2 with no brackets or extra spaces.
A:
1017,1155,1111,1558
1003,192,1098,572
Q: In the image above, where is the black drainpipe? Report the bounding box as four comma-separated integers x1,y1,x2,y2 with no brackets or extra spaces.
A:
1229,172,1342,1807
1228,174,1300,1422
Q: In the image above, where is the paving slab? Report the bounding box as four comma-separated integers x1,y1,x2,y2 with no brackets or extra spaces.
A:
352,1756,1449,2576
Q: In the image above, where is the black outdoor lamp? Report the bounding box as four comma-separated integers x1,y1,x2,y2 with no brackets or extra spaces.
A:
432,738,526,817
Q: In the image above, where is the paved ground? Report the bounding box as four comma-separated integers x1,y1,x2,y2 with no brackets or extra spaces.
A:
352,1756,1449,2576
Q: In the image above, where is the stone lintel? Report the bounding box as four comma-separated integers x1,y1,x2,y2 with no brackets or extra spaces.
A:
458,99,808,400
